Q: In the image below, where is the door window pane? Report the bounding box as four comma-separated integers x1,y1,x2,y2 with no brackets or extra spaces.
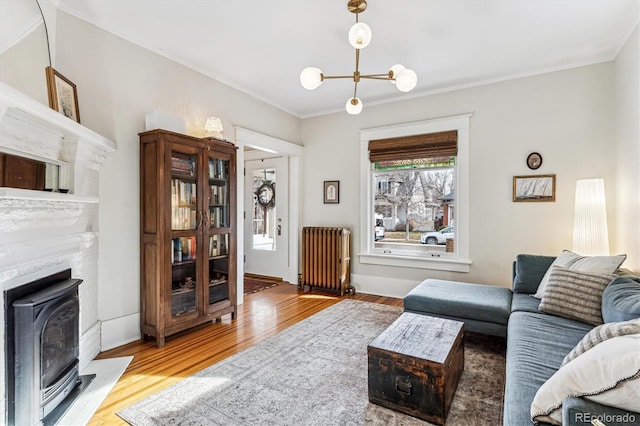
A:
252,168,276,251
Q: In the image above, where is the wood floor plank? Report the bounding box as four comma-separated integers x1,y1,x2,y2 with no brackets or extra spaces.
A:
88,283,402,425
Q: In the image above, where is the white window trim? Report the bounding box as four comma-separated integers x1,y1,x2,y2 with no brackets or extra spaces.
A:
359,114,472,273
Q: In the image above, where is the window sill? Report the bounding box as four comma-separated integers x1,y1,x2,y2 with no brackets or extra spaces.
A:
359,253,471,272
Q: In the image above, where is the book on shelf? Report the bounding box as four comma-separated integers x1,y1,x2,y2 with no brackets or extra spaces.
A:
209,235,228,257
172,179,197,205
172,237,196,262
209,184,226,205
173,237,182,262
208,159,227,179
171,179,197,229
209,236,218,257
182,236,196,260
209,207,226,228
171,206,197,230
172,153,195,176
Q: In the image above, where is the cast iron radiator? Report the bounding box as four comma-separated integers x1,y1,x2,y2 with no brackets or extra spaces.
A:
300,227,354,295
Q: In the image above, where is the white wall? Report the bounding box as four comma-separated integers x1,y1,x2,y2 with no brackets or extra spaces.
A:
14,8,636,348
0,24,49,105
301,62,624,293
614,24,640,271
53,11,302,349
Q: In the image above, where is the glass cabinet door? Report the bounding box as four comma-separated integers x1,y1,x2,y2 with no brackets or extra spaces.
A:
169,150,198,318
208,234,229,305
207,157,229,228
207,156,230,308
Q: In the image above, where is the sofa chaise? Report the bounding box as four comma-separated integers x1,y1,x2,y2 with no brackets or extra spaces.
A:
403,253,640,426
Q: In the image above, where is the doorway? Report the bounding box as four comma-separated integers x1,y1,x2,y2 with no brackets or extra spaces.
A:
234,127,303,303
244,155,288,279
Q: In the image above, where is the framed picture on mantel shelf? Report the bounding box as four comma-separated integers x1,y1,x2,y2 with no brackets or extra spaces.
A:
46,66,81,123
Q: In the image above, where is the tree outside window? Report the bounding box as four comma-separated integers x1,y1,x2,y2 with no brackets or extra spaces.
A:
373,157,454,249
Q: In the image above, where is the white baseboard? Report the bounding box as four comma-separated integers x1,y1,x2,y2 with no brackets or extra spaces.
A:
101,313,140,351
351,274,421,299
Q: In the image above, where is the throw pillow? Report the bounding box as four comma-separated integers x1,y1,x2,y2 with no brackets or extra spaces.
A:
533,250,626,299
602,276,640,323
513,254,556,294
538,266,615,326
531,334,640,425
561,318,640,367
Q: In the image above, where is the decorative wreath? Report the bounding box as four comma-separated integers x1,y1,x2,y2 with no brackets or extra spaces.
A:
256,182,276,208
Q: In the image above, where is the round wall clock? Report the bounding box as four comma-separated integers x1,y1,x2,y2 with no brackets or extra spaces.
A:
527,152,542,170
257,182,275,208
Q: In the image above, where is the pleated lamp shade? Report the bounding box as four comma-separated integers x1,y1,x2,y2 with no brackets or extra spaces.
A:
572,178,609,256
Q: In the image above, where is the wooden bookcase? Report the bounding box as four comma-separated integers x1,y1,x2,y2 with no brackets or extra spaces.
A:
139,129,237,348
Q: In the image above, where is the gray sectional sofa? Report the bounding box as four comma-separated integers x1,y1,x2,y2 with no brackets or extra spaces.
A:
403,253,640,426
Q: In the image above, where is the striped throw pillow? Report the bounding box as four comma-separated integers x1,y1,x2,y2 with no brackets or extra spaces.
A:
561,318,640,367
538,266,615,326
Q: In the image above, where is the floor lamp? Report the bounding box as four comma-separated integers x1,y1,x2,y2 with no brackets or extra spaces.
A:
572,178,609,256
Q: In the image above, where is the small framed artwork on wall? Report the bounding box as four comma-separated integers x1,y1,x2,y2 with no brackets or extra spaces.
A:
45,66,81,123
323,181,339,204
513,174,556,202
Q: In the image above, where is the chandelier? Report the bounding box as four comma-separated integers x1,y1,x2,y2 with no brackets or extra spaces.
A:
300,0,417,115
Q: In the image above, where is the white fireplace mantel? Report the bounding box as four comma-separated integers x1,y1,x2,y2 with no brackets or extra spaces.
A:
1,81,116,157
1,81,117,424
0,81,116,196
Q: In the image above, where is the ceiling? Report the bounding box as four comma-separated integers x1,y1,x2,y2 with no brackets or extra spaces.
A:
54,0,639,118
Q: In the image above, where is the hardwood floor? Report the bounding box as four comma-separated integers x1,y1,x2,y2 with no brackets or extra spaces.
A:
89,283,402,425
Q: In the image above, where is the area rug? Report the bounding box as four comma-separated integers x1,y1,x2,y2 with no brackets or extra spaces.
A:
118,300,506,425
243,277,280,294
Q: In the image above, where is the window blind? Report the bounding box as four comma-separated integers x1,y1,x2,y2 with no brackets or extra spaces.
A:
368,130,457,162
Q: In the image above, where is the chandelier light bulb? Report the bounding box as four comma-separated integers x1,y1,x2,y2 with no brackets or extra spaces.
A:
300,0,416,114
395,68,417,92
345,97,363,114
348,22,372,49
389,64,406,85
300,67,324,90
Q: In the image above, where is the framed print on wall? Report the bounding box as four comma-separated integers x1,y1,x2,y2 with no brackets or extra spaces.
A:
45,66,81,123
513,174,556,202
324,180,339,204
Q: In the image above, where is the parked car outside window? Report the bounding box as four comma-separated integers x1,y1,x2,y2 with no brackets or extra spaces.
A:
420,226,454,245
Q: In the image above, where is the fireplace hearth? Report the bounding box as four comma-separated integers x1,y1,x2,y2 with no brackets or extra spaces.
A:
4,269,94,426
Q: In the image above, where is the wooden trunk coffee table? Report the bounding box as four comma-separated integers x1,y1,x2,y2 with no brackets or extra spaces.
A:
368,312,464,425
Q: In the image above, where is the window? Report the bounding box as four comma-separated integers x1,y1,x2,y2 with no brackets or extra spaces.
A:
372,157,455,254
359,115,471,272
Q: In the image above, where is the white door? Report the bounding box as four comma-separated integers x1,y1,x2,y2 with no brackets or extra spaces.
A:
244,156,288,279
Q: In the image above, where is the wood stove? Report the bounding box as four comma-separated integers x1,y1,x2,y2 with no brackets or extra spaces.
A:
4,269,88,426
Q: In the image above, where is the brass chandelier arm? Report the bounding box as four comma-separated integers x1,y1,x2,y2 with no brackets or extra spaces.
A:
321,49,394,85
353,48,360,99
353,75,359,100
319,73,394,81
360,74,394,80
321,75,357,80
